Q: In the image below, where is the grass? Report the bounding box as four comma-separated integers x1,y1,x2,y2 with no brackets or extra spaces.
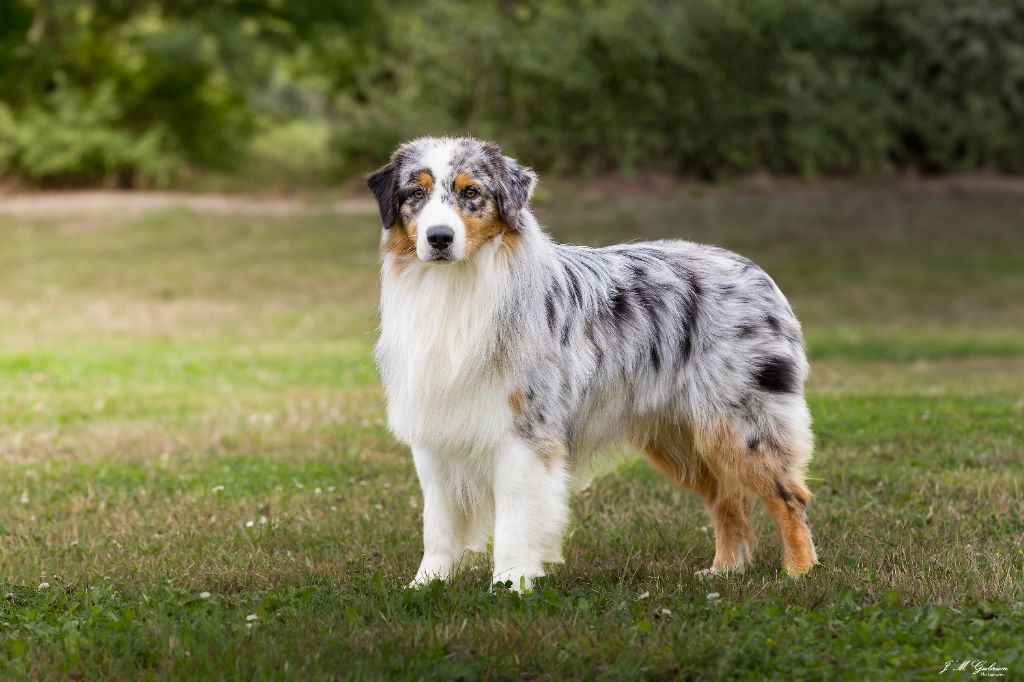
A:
0,184,1022,679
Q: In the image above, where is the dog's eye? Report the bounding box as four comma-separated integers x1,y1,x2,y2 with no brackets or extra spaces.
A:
412,188,425,200
463,187,478,199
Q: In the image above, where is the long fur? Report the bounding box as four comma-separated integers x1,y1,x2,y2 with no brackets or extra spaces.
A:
368,137,818,590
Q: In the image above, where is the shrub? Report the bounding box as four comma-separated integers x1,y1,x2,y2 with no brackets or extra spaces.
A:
329,0,1024,178
0,82,179,187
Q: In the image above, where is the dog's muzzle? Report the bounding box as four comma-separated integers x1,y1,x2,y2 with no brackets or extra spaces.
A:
425,225,455,261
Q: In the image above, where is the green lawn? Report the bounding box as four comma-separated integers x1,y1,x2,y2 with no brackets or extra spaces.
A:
0,185,1021,680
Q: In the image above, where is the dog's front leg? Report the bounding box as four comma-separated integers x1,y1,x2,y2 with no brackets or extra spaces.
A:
492,440,570,593
409,447,467,587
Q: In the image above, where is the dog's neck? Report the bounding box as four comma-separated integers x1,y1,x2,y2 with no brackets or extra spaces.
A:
377,220,551,392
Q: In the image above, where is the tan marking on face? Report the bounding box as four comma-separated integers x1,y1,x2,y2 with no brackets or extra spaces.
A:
417,172,434,193
500,230,522,254
381,220,417,272
460,210,507,259
454,171,474,193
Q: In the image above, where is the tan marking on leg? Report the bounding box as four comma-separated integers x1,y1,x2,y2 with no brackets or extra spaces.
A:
508,389,526,415
707,493,754,571
692,419,817,576
643,439,754,573
763,496,815,575
534,439,567,470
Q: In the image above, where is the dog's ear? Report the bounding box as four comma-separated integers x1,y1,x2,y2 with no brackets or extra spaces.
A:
496,155,538,231
366,161,399,229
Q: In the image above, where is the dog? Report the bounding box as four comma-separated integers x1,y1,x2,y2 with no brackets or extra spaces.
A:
367,137,817,591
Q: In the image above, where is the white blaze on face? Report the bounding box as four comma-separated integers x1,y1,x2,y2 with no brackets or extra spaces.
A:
415,141,467,261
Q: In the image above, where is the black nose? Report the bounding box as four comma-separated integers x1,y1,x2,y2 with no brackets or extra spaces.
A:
426,225,454,250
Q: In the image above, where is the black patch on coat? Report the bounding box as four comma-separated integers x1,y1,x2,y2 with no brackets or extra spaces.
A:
650,343,661,371
765,314,782,335
609,287,631,322
564,267,583,308
736,323,759,339
753,356,799,394
633,282,658,317
545,292,557,332
774,479,793,503
679,272,703,362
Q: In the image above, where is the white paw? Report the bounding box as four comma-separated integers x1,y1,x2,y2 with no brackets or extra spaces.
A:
406,574,442,589
695,565,745,578
407,566,451,589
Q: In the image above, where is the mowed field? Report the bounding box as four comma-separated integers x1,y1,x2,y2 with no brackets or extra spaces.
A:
0,184,1022,680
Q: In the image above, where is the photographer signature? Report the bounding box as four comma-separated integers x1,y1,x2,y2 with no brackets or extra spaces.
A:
939,659,1008,677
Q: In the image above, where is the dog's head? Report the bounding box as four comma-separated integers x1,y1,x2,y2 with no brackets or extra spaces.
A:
366,137,537,264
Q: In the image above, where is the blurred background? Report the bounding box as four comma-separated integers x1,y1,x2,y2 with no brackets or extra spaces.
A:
2,0,1024,188
0,1,1022,678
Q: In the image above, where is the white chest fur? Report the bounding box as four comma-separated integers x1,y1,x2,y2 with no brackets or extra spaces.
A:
376,241,515,456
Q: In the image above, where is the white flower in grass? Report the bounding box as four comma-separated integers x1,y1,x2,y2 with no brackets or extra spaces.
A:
19,491,29,505
314,487,322,495
37,582,49,590
638,591,650,600
211,485,225,493
327,486,336,493
660,608,672,616
245,520,254,528
199,592,211,599
246,614,258,622
259,516,268,525
707,592,720,600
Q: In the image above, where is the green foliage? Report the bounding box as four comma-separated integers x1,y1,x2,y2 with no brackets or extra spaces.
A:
0,82,178,187
334,0,1024,178
2,0,1024,185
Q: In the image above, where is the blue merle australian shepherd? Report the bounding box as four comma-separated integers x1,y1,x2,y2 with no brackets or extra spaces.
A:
367,137,818,591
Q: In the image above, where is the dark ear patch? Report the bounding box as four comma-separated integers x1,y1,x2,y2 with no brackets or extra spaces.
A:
496,155,537,230
366,161,399,229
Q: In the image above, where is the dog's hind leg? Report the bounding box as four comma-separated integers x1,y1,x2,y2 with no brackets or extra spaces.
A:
643,441,755,574
698,411,818,577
